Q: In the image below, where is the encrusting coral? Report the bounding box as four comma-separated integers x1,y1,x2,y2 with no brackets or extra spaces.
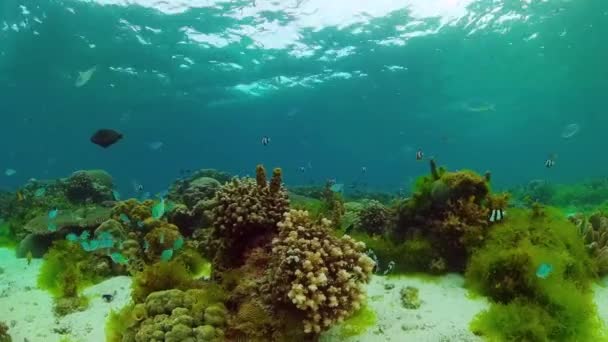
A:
356,200,391,235
269,209,375,334
108,287,228,342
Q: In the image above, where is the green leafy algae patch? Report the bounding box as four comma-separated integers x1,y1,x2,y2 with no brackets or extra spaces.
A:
465,207,608,341
337,305,377,338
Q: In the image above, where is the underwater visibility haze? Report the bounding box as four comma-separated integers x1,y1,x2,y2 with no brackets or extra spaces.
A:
1,0,608,341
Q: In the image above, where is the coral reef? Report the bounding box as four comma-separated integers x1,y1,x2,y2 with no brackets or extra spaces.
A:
166,174,223,232
269,209,375,333
465,207,603,341
356,200,392,235
131,260,197,303
210,165,289,269
108,286,228,342
64,170,114,204
395,160,497,270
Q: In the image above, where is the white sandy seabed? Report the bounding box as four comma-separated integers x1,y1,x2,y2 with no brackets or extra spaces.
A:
1,246,608,342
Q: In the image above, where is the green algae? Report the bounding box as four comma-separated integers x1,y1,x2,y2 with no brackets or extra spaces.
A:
105,304,135,342
465,207,606,341
338,305,377,338
0,222,16,248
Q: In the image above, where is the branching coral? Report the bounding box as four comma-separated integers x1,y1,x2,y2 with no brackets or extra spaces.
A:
269,210,375,334
210,165,289,268
212,165,288,238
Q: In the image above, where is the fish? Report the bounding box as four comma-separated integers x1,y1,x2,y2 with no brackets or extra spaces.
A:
16,191,24,201
66,233,78,242
4,169,16,176
47,222,58,232
298,166,306,173
489,209,506,222
119,213,131,224
416,150,424,161
110,252,128,265
173,237,184,250
160,248,174,261
147,141,164,150
48,209,59,219
330,183,344,193
536,263,553,279
545,158,556,168
75,66,97,87
34,188,46,197
132,180,144,193
151,198,165,219
383,261,396,275
361,166,367,173
261,136,271,146
90,129,123,148
101,293,115,303
112,190,121,201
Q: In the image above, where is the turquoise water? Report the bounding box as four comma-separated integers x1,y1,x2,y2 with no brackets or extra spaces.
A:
1,1,608,341
1,0,606,193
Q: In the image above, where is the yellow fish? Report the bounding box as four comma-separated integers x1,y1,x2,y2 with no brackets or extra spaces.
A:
16,191,24,201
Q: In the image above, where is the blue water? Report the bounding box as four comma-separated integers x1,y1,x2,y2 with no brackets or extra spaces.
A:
1,0,606,195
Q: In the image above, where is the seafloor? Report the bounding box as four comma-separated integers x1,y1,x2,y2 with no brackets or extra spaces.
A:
2,248,608,342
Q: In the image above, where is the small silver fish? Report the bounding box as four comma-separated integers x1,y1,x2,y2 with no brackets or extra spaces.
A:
416,150,424,160
361,166,367,173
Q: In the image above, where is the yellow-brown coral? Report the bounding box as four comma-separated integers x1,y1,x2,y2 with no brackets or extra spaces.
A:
143,223,181,261
212,165,288,239
269,210,375,334
111,199,154,226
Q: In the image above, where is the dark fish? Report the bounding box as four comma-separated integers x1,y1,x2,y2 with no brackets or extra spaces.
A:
261,136,271,146
416,150,424,160
545,159,555,168
101,293,114,302
91,129,123,148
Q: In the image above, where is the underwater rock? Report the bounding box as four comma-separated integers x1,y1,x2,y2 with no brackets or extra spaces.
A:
357,200,392,235
400,286,421,309
23,207,111,235
65,170,114,204
183,177,221,208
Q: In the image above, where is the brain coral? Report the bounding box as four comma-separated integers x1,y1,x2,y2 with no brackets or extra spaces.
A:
269,209,375,334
